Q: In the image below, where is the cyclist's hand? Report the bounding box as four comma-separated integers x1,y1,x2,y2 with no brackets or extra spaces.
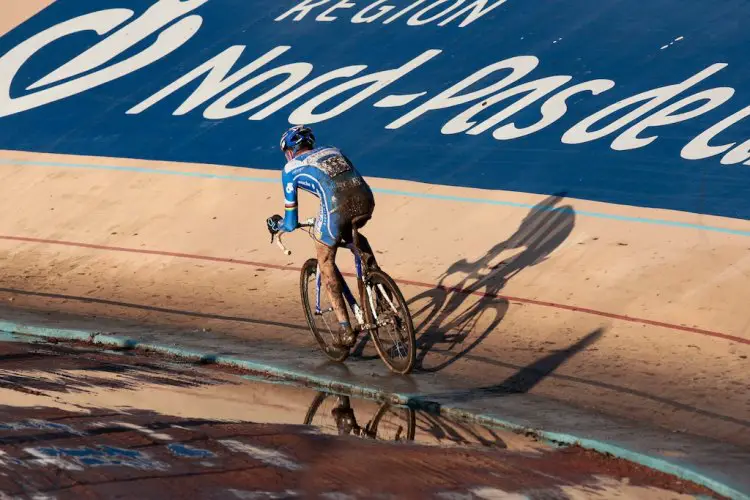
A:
266,214,283,237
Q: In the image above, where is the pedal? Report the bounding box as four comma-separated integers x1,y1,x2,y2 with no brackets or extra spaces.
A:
314,307,334,316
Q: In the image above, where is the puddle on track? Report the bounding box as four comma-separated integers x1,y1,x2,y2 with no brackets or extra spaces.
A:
0,334,544,453
0,335,722,499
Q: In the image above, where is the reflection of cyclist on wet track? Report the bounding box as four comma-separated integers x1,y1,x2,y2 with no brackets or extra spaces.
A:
305,392,414,441
330,396,360,436
267,125,379,349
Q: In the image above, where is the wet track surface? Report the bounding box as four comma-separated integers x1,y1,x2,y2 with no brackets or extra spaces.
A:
0,336,719,499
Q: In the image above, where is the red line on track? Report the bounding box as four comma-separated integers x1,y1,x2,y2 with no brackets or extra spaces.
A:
397,278,748,344
1,234,746,346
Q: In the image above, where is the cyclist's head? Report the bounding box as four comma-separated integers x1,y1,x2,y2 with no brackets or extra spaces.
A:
280,125,315,161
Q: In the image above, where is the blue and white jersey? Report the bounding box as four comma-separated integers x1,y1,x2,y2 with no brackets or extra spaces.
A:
280,146,370,234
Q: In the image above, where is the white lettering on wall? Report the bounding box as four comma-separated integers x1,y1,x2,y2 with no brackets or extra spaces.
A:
721,138,750,165
275,0,508,27
249,65,368,120
492,79,616,140
275,0,331,22
561,64,727,146
127,46,291,115
386,56,539,129
443,76,572,135
611,87,735,151
204,63,314,119
0,10,134,118
288,49,441,123
317,0,357,22
437,0,509,28
384,1,428,24
0,0,204,118
407,1,463,26
681,106,750,161
351,0,396,22
30,0,208,89
3,0,750,175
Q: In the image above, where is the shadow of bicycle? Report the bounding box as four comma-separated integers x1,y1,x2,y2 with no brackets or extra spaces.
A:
409,192,576,372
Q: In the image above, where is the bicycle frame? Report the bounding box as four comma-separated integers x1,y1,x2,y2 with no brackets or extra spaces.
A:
274,219,387,330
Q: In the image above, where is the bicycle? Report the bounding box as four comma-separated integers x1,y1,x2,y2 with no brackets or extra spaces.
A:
271,217,417,374
304,391,415,442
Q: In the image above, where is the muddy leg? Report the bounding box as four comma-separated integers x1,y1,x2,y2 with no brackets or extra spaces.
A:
316,241,355,345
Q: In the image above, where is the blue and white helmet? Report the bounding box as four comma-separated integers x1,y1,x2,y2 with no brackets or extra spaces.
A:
279,125,315,155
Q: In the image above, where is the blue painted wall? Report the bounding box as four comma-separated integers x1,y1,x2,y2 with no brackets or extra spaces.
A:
1,0,750,219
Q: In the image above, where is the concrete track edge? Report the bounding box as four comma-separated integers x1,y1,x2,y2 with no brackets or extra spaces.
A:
0,319,745,500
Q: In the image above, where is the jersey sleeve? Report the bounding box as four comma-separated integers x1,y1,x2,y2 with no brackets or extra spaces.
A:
281,166,299,232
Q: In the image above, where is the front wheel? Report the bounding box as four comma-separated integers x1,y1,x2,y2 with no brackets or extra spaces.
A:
364,270,417,375
300,258,349,362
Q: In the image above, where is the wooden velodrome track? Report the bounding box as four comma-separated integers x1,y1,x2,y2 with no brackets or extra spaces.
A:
1,0,749,451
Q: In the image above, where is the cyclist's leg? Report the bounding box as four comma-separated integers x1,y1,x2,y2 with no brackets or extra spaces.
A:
314,204,355,347
315,242,349,323
331,396,358,435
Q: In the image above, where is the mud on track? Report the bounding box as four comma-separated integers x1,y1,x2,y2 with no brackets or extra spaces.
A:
0,337,721,499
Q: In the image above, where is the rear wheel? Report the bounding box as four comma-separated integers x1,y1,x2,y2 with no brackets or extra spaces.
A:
300,258,349,362
364,269,417,374
369,399,416,442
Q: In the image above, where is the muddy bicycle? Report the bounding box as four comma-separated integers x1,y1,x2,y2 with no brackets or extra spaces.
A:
272,217,416,374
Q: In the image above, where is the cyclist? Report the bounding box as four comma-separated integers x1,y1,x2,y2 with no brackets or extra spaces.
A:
267,125,378,349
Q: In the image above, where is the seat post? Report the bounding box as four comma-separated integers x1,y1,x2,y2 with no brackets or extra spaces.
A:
351,225,361,254
352,225,366,275
349,214,370,275
350,225,367,301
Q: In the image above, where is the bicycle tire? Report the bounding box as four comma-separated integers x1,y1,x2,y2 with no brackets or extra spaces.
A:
303,391,328,426
300,258,349,362
364,269,417,374
369,401,416,442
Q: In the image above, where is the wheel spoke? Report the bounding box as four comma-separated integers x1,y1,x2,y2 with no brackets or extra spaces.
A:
365,272,415,369
374,288,408,357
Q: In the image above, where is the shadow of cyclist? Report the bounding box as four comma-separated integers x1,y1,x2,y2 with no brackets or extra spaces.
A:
428,327,604,403
408,192,576,372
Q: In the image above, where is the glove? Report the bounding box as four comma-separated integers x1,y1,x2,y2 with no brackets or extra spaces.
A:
266,214,283,238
